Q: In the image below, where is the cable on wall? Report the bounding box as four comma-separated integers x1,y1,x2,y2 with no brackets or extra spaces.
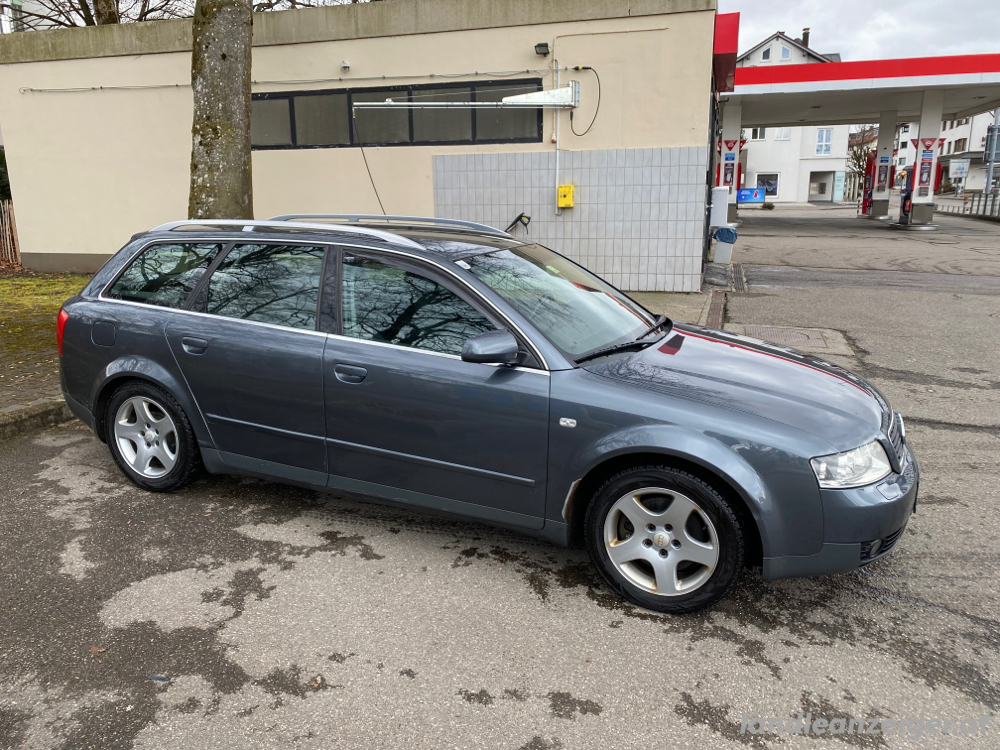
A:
569,66,600,137
19,67,576,95
351,111,386,215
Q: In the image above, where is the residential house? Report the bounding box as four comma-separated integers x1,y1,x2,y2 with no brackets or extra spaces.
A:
736,28,850,203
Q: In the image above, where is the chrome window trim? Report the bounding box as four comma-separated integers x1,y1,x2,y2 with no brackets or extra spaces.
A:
98,235,551,370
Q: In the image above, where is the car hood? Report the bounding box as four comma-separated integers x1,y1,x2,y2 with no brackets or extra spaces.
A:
583,323,889,451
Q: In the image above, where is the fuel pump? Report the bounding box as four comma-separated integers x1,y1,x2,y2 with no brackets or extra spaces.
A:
861,151,876,215
900,169,914,223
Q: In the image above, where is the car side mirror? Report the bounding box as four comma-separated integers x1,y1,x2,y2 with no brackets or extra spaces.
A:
461,330,521,365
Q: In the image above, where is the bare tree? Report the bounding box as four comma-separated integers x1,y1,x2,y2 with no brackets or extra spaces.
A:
848,124,878,175
3,0,376,221
3,0,365,30
2,0,193,30
187,0,253,219
185,0,375,220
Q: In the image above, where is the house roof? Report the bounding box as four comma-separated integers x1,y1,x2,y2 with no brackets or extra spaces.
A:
738,32,833,64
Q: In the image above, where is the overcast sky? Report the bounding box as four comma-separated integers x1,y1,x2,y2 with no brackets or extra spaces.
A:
718,0,1000,61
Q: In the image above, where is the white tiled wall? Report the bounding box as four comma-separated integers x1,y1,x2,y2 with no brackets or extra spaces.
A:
432,147,708,292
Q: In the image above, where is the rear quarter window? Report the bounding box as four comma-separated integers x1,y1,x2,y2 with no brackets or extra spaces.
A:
106,243,223,308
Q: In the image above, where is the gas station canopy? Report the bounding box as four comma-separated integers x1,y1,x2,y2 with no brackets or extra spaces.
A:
726,54,1000,128
711,13,1000,228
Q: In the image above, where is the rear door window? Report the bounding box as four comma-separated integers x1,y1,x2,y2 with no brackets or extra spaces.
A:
205,243,327,330
106,243,223,307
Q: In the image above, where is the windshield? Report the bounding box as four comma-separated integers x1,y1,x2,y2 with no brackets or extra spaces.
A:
463,244,654,359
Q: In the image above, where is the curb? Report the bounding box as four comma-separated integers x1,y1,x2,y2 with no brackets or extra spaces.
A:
0,399,76,441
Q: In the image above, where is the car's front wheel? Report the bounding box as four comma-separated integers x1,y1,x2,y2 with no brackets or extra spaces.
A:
584,465,745,614
104,381,201,492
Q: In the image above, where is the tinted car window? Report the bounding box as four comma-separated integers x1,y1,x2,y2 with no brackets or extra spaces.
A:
342,255,494,355
107,243,222,307
206,244,326,330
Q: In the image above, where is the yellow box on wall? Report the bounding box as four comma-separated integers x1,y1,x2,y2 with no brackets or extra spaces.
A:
557,184,574,208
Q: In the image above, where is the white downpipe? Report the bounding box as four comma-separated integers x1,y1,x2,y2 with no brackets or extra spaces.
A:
554,59,561,216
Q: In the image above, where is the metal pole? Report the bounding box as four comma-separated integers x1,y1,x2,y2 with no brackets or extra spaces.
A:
986,108,999,197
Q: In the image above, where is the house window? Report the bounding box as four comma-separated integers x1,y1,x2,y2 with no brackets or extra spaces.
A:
251,79,543,150
781,46,791,60
761,47,771,61
898,157,906,167
774,128,791,140
750,128,766,140
816,128,832,155
10,0,25,31
954,138,967,153
901,124,909,133
756,174,779,196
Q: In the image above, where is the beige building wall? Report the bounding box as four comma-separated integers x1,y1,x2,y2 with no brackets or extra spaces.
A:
0,0,716,290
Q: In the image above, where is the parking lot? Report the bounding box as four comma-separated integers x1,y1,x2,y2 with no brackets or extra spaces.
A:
1,206,998,749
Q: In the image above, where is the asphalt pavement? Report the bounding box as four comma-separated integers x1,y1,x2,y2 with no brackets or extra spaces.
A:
1,205,998,749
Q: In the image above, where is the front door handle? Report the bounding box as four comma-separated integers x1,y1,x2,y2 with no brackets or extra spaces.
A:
181,337,209,355
334,364,368,384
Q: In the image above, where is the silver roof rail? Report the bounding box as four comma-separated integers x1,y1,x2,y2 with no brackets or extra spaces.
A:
149,219,424,249
269,214,510,237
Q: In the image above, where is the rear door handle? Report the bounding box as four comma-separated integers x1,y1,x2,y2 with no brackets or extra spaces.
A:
334,364,368,384
181,337,209,355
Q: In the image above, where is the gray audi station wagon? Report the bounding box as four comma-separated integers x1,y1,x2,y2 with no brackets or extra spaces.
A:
58,215,918,613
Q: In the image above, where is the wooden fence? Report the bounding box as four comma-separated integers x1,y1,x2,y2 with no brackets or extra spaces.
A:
0,200,20,264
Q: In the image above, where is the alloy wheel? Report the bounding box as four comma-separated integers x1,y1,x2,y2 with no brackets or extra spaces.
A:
603,487,719,596
113,396,179,479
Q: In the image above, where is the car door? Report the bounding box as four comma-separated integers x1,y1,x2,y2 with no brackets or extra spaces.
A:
322,249,550,528
165,242,329,482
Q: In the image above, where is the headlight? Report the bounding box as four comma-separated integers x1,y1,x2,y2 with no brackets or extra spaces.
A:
810,440,892,489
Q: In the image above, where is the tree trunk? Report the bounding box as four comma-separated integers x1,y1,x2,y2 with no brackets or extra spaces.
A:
188,0,253,220
93,0,120,25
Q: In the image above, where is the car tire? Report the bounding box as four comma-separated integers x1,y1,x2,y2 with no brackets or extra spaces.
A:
104,381,201,492
584,464,744,614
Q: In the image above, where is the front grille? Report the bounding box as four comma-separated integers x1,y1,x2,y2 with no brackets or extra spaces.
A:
861,525,906,562
887,412,904,462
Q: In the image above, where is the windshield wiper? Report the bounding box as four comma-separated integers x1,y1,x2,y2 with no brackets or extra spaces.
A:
574,339,652,365
635,314,670,341
573,316,671,365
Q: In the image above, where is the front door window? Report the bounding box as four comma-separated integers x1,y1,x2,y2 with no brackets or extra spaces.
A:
341,254,494,355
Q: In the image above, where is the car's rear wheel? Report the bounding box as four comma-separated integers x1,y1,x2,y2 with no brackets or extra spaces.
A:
105,381,201,492
584,465,745,614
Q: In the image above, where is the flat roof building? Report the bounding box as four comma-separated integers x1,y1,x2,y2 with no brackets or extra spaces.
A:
0,0,719,292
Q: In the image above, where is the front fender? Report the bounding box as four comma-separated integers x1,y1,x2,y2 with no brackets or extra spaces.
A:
90,356,214,448
551,422,825,560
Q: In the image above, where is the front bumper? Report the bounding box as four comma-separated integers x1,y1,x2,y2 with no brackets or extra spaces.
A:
763,443,919,580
